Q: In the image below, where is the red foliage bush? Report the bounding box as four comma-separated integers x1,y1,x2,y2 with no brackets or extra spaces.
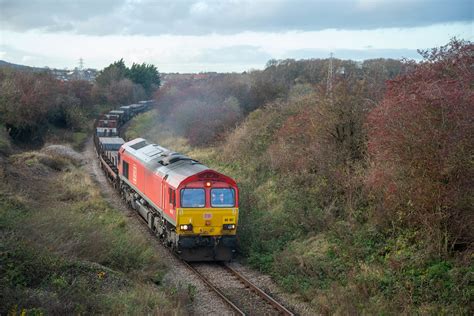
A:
366,39,473,253
0,70,60,142
0,69,96,143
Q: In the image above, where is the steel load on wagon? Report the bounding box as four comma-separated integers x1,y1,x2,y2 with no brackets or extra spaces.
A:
98,137,124,151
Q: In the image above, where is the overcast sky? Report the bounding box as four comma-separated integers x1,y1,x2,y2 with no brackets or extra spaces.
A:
0,0,472,73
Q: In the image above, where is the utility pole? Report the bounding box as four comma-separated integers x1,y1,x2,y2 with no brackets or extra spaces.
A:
79,57,84,71
77,57,85,80
326,52,334,103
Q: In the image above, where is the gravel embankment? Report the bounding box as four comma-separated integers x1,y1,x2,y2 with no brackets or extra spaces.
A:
192,263,280,315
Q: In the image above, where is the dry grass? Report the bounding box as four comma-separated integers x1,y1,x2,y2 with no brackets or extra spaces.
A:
0,148,188,314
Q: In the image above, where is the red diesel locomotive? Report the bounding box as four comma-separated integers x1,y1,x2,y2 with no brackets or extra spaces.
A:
117,138,239,261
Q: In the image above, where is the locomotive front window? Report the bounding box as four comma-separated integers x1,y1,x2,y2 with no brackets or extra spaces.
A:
181,189,205,208
211,188,235,207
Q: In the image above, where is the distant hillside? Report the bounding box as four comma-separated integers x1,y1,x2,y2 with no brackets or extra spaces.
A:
0,60,45,72
0,60,97,82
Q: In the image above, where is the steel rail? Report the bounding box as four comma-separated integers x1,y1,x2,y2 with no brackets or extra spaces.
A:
182,261,246,316
222,263,295,316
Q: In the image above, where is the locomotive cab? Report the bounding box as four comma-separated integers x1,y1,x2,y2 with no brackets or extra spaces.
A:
174,172,239,261
178,182,238,234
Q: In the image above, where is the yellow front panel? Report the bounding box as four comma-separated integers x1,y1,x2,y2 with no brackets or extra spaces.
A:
177,208,239,236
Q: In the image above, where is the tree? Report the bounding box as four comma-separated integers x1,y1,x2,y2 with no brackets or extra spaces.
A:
105,79,135,106
95,59,128,88
95,59,161,101
366,39,473,254
0,69,59,142
127,63,161,97
65,80,93,108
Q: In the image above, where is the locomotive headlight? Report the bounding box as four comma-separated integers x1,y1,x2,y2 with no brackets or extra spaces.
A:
180,224,193,231
223,224,236,230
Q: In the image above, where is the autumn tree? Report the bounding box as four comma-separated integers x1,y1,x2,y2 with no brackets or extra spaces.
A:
105,79,145,106
366,39,473,254
0,70,59,142
64,80,94,109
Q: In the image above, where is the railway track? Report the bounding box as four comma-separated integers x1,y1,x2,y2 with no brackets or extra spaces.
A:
127,201,294,315
183,261,295,316
124,195,294,315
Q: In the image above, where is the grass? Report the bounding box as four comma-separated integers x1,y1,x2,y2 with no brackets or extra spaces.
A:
43,121,93,151
0,148,188,314
71,131,88,150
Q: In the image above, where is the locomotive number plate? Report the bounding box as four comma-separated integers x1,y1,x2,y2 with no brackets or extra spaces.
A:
203,213,212,219
223,216,235,223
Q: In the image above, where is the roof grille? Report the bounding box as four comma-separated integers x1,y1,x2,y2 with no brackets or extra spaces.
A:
161,154,193,166
130,140,148,150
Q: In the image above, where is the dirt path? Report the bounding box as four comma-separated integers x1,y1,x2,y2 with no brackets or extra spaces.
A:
83,138,233,315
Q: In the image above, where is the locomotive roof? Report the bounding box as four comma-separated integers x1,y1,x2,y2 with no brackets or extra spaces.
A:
122,138,233,188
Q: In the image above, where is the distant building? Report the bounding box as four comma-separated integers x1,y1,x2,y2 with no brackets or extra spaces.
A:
52,68,98,82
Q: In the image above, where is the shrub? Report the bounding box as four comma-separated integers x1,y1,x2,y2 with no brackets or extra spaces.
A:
0,124,12,155
366,39,474,254
0,69,95,144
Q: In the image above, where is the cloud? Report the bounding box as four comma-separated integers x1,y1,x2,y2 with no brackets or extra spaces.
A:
195,45,272,64
0,0,121,33
0,0,472,35
0,44,72,68
286,48,421,61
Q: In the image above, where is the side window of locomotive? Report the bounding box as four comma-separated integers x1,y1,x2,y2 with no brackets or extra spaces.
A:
169,188,175,206
123,161,129,179
211,188,235,207
181,189,205,208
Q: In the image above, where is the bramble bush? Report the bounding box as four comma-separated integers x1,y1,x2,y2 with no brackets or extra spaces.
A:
366,39,474,254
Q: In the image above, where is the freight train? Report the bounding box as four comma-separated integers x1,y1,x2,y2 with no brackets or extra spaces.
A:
94,100,239,261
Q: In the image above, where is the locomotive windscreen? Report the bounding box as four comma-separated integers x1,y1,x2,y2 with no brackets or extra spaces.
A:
181,188,205,207
211,188,235,207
